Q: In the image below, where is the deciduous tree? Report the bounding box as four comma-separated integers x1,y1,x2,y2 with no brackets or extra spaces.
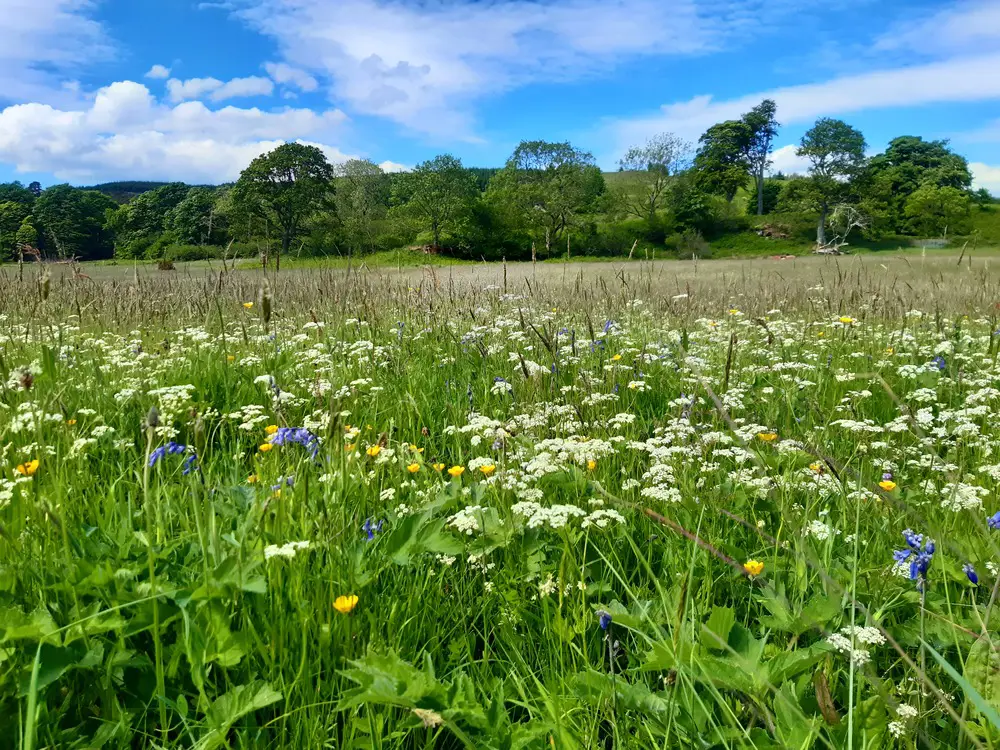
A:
617,132,692,221
797,118,867,245
392,155,478,250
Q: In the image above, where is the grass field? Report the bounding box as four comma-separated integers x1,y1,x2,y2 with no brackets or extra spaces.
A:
3,255,1000,748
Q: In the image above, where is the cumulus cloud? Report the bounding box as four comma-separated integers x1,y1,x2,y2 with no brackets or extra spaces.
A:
971,163,1000,196
145,64,171,80
265,62,318,92
378,160,409,173
0,80,351,182
767,144,811,177
608,53,1000,152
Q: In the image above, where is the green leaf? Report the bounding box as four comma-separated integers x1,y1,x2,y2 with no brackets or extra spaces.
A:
702,606,735,650
17,642,104,696
923,639,1000,731
195,681,282,750
773,681,819,750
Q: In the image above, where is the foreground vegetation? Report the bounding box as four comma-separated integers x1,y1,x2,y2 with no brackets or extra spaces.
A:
1,100,996,268
3,256,1000,748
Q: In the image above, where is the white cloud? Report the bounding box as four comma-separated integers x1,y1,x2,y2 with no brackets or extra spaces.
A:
378,160,409,173
0,0,111,103
971,163,1000,196
609,53,1000,152
767,144,810,176
265,62,318,92
233,0,780,136
145,64,171,80
0,80,351,182
166,75,274,103
873,0,1000,57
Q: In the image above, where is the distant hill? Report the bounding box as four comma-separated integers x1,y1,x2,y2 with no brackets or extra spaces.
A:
84,181,175,203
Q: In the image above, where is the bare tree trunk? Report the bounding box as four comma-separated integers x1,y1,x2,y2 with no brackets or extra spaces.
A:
544,227,551,257
756,171,765,215
816,203,828,246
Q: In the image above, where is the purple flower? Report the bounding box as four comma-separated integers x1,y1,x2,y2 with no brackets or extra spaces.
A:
932,355,946,371
597,610,612,631
893,528,934,585
963,563,979,585
882,472,893,481
270,475,294,491
988,511,1000,530
362,517,383,541
269,427,320,459
149,441,187,468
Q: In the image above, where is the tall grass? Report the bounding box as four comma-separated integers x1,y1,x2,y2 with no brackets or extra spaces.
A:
2,255,1000,748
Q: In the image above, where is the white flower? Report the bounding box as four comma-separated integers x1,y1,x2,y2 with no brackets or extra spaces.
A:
264,540,311,560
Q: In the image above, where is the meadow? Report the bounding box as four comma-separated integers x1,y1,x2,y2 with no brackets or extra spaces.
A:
3,253,1000,749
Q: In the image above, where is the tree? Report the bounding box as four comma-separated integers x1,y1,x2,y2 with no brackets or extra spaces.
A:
335,159,390,254
0,200,32,260
392,155,478,250
616,132,692,221
169,188,223,246
974,187,995,208
0,181,35,206
796,118,867,245
743,99,779,215
904,185,971,237
34,186,117,260
694,121,752,203
28,181,42,198
864,136,973,231
489,141,604,256
106,182,193,257
233,143,334,268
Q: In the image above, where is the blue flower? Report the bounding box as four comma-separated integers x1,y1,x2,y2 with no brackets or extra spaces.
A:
932,355,946,371
988,511,1000,530
893,528,934,584
149,441,187,468
270,475,294,491
269,427,320,459
963,563,979,585
182,453,198,476
362,517,384,541
597,610,612,631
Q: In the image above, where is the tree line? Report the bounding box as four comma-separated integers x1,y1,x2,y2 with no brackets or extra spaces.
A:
0,100,993,264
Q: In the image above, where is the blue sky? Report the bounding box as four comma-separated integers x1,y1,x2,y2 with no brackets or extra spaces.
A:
0,0,998,193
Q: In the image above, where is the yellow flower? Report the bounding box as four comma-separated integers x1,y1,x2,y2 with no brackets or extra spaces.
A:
448,465,465,478
334,594,359,614
66,418,77,426
879,480,897,492
728,308,740,315
479,464,496,476
15,459,39,477
838,316,855,325
407,463,420,473
885,347,894,355
272,489,282,498
586,459,597,471
432,463,445,472
809,462,824,474
227,354,235,362
757,432,778,442
744,560,764,577
817,331,825,337
258,443,273,453
366,445,382,457
247,474,258,484
345,443,356,452
409,444,424,454
610,354,622,362
243,301,254,309
265,424,278,435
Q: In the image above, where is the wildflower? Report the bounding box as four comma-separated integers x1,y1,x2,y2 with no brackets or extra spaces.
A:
809,462,824,474
893,529,935,585
334,594,358,614
744,560,764,577
227,355,235,362
448,465,465,478
433,462,445,472
412,708,444,728
345,443,356,452
243,302,254,309
587,459,597,471
838,316,855,325
247,474,259,483
265,424,278,435
407,463,420,473
258,443,273,453
362,517,383,541
15,459,39,477
596,610,612,631
932,355,946,370
879,480,897,491
409,444,423,454
988,511,1000,530
610,354,622,362
149,441,186,467
479,464,496,476
757,432,778,442
366,445,381,457
66,419,77,426
963,563,979,585
269,427,321,458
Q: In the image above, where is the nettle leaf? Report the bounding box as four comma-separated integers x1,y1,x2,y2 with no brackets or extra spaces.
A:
338,651,447,712
17,641,104,696
0,607,60,644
